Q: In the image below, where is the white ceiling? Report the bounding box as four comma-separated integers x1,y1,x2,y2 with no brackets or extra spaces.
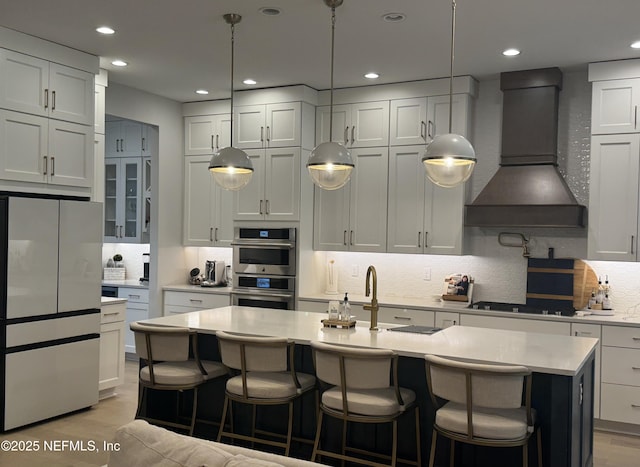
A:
1,0,639,103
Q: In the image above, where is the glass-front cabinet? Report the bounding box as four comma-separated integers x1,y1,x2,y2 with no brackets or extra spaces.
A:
104,157,142,243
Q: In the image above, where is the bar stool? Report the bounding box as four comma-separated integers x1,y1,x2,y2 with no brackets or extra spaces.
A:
215,330,316,456
130,322,227,436
424,354,542,467
310,341,421,467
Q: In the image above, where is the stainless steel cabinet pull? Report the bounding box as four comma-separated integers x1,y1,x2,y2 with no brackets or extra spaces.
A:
216,134,219,149
260,126,264,143
129,294,140,299
351,126,355,144
52,90,56,110
119,225,123,238
210,227,213,242
214,227,218,242
632,366,640,370
44,89,49,109
418,231,421,247
350,230,354,245
343,230,347,246
633,337,640,341
142,137,146,151
344,126,349,144
266,126,270,142
420,121,426,140
424,231,428,247
635,105,638,129
575,331,592,336
103,311,120,316
211,135,215,150
394,316,412,321
259,199,263,215
632,404,640,408
265,200,270,214
427,120,434,139
632,235,635,255
43,156,47,175
189,299,203,303
51,156,55,176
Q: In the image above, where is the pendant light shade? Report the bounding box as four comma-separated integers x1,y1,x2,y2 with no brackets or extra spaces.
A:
422,0,476,188
307,0,354,191
208,13,253,191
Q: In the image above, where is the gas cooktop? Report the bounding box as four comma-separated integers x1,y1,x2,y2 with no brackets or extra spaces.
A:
469,301,575,317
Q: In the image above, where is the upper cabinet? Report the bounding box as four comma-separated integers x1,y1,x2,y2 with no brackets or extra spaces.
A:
104,157,142,243
184,114,230,155
105,119,143,157
0,48,94,126
591,78,640,134
234,102,301,149
316,101,389,148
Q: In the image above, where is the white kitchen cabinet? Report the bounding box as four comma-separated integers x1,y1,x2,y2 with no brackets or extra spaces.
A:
459,313,571,335
572,323,601,419
233,147,300,221
105,119,143,157
142,123,158,157
389,95,470,146
435,311,459,329
184,114,230,155
104,157,143,243
313,147,388,252
0,109,93,188
163,290,230,315
587,134,640,261
234,102,301,149
119,287,149,355
94,83,105,135
316,101,389,148
99,301,126,398
600,325,640,424
387,146,464,254
591,78,640,134
183,155,234,246
0,48,94,126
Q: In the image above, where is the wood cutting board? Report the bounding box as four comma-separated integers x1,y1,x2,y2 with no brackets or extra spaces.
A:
573,259,599,310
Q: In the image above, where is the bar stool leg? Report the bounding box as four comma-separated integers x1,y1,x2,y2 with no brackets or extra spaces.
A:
537,427,543,467
285,400,294,456
341,418,348,467
311,410,324,462
523,441,528,467
450,439,455,467
391,419,398,467
217,395,230,442
189,387,198,436
415,407,422,467
428,429,437,467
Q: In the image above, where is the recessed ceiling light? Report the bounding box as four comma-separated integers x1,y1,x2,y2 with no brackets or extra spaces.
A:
382,12,406,23
259,7,281,16
195,89,209,95
243,79,257,85
632,41,640,49
111,59,128,67
364,72,379,79
502,48,521,57
96,26,115,35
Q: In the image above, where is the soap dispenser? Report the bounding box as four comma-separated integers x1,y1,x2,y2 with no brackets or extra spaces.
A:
342,292,351,322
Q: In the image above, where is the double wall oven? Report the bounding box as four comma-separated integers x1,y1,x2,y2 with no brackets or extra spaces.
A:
231,227,296,310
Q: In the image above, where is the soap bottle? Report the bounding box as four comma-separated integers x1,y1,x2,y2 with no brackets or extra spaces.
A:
342,292,351,322
588,289,596,309
603,294,612,310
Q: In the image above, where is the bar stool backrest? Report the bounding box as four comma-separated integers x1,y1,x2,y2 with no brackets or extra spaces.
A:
216,330,289,372
131,322,192,362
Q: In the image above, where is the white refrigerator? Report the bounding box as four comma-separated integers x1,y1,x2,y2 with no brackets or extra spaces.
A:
0,195,102,431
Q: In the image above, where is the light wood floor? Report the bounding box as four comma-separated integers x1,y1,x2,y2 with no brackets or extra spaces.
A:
0,360,639,466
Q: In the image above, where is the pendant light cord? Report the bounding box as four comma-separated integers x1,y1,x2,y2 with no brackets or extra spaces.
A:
448,0,456,133
230,21,236,145
329,6,336,142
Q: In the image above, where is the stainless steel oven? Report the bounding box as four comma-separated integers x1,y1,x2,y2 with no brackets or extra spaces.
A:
232,227,296,276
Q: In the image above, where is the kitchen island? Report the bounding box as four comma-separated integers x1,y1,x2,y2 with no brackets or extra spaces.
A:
140,306,597,467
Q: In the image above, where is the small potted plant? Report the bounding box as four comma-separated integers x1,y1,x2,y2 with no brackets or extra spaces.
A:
113,254,124,267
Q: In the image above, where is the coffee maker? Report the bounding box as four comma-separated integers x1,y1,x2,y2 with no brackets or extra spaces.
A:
202,260,227,287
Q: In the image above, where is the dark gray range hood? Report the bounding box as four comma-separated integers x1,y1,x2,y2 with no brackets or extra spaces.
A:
465,67,586,228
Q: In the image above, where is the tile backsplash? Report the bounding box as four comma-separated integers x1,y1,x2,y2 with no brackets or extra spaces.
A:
102,243,150,280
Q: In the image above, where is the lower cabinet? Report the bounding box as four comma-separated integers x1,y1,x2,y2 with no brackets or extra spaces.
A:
118,287,149,355
99,300,126,399
378,307,434,326
435,311,460,328
460,314,571,335
572,323,601,419
163,289,230,315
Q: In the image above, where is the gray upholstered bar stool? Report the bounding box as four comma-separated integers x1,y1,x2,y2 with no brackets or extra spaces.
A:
310,341,422,467
424,354,542,467
130,321,228,436
215,330,316,456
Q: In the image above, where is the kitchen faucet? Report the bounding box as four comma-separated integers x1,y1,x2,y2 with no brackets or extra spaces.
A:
363,265,379,331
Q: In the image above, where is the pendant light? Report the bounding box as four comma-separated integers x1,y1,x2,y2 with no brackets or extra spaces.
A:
422,0,476,188
307,0,354,191
208,13,253,191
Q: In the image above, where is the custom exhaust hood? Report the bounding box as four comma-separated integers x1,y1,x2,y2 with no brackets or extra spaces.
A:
465,67,586,228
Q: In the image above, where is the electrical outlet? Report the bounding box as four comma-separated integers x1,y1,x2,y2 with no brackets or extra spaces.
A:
351,264,358,277
423,267,431,281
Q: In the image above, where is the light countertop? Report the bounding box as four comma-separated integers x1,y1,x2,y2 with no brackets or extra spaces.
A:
141,306,597,376
102,279,149,289
101,297,127,305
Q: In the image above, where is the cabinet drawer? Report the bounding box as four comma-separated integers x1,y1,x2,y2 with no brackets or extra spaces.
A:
602,325,640,348
602,346,640,385
435,312,459,328
165,304,200,315
297,300,329,313
600,383,640,424
460,314,571,335
118,287,149,303
571,323,601,339
101,302,126,324
164,291,229,309
379,308,435,327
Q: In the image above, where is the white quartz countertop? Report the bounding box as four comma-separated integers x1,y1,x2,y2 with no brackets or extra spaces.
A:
163,284,233,294
101,297,127,305
141,306,597,376
102,279,149,289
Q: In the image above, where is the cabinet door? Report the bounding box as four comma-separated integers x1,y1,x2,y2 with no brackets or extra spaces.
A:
0,109,47,183
94,85,105,135
426,94,470,141
235,105,266,149
48,63,94,126
435,311,459,328
0,49,48,117
264,147,300,220
104,159,119,241
349,147,388,252
424,181,464,255
591,79,640,134
351,101,389,148
184,115,216,155
390,98,427,146
212,183,234,247
315,104,350,146
588,134,639,261
124,303,149,354
105,120,142,157
142,123,159,157
120,158,142,242
313,183,350,251
216,114,232,151
48,119,94,187
233,150,266,220
99,320,125,391
572,323,601,419
266,102,300,147
387,146,425,253
183,155,214,245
